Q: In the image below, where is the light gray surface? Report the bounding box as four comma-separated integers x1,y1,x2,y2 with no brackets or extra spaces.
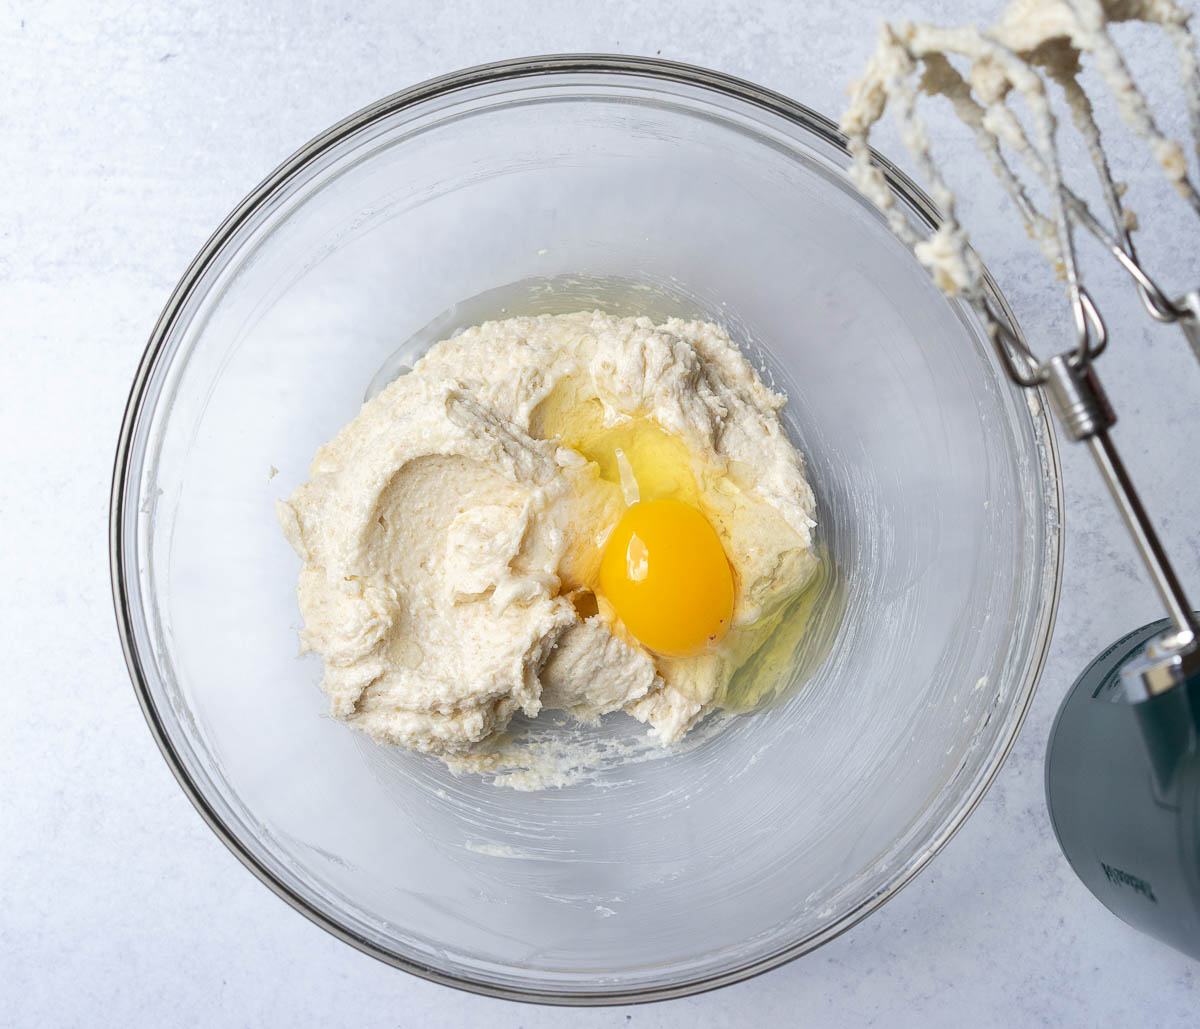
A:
3,0,1198,1025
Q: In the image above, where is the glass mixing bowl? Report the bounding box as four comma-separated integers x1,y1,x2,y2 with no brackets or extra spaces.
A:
110,56,1062,1004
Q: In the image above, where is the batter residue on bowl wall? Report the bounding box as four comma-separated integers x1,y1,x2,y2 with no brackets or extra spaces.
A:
277,311,819,783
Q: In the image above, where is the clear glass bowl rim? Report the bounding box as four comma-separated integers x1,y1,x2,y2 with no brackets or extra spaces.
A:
109,53,1064,1006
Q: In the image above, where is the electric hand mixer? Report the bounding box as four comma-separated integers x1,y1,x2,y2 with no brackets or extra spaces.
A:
842,0,1200,959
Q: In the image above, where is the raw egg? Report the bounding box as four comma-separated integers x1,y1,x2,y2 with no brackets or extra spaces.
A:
598,498,735,657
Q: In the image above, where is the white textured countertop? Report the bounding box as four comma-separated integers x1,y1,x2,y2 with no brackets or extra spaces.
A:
4,0,1199,1024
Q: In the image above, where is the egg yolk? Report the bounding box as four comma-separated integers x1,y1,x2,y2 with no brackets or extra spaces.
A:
598,498,735,658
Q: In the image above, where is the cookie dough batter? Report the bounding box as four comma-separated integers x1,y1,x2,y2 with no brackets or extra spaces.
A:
278,312,817,767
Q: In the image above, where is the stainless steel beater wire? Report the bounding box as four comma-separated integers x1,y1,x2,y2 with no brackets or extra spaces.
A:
924,42,1185,322
979,297,1044,386
1078,1,1200,220
1088,431,1199,637
946,54,1176,323
997,148,1182,321
1046,61,1180,323
919,54,1047,246
1077,288,1108,360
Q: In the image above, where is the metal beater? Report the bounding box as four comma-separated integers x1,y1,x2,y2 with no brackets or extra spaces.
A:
842,0,1200,958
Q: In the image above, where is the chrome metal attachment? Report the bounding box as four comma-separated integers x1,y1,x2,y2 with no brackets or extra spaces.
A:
1042,354,1116,443
1122,629,1200,701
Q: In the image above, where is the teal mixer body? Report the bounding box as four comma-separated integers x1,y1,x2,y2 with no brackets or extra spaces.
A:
1046,618,1200,959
